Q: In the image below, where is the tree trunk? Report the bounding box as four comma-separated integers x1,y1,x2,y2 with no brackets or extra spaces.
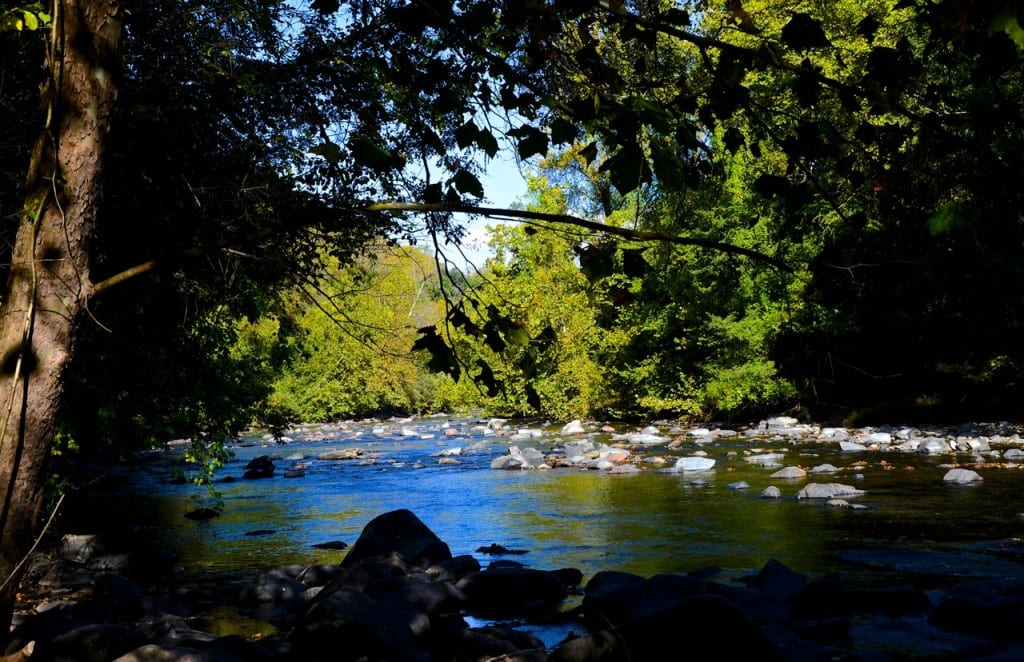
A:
0,0,121,638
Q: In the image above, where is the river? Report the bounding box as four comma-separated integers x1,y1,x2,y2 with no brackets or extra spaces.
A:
133,416,1024,590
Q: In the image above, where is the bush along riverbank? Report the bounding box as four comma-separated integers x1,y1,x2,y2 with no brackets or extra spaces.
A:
11,503,1024,661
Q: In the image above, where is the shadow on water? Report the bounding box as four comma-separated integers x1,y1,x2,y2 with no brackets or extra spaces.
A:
136,418,1024,591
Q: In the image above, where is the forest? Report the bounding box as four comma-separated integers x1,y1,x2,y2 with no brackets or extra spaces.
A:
1,0,1023,639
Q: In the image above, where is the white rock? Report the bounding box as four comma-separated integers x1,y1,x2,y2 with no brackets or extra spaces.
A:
770,466,807,479
561,420,586,435
744,453,785,466
796,483,866,499
943,468,983,484
839,441,869,452
670,456,716,472
761,486,782,499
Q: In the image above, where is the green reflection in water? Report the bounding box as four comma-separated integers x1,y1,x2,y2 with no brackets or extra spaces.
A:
138,428,1024,586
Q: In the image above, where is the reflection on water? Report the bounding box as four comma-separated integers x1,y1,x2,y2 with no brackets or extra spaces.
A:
137,418,1024,585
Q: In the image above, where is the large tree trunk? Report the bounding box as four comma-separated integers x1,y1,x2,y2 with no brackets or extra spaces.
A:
0,0,120,638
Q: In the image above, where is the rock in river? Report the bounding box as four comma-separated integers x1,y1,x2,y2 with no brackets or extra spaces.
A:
943,468,983,484
796,483,865,499
667,456,716,473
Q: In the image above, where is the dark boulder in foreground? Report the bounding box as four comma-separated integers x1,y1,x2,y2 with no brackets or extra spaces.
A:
13,508,1024,660
339,508,452,569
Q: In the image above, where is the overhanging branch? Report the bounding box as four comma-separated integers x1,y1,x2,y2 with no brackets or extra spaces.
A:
360,202,793,272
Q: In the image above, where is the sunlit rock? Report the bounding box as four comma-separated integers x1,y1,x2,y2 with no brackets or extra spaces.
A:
668,456,716,473
917,438,950,454
561,420,586,435
796,483,865,499
744,453,785,466
943,468,983,484
770,466,807,479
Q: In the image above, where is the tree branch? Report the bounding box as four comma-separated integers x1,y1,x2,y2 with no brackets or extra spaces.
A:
360,202,793,272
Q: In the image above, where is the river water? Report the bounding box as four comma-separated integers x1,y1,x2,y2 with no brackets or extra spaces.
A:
135,416,1024,590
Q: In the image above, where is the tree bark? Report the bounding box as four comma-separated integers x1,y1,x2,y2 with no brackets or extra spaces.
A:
0,0,121,638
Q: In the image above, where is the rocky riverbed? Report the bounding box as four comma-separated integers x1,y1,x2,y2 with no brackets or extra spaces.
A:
10,416,1024,660
11,504,1024,661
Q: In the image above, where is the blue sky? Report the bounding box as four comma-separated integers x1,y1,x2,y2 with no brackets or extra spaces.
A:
455,154,531,268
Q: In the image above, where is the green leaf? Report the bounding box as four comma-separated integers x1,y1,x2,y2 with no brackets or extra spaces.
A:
650,139,685,190
792,71,820,107
454,121,478,150
309,142,342,165
451,169,484,198
579,141,599,165
857,15,880,42
22,10,38,30
781,13,829,52
621,249,647,278
505,324,530,347
549,117,578,145
412,327,461,380
663,8,690,26
448,306,482,337
753,174,790,197
512,126,549,160
525,384,541,411
483,322,506,354
723,127,745,154
600,142,651,194
990,7,1024,50
311,0,341,14
475,359,500,396
349,135,403,172
928,203,965,235
477,130,499,158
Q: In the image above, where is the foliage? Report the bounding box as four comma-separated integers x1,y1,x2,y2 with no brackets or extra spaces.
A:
252,246,447,422
0,4,50,32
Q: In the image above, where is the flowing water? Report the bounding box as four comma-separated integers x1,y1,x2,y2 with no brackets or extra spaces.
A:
132,416,1024,590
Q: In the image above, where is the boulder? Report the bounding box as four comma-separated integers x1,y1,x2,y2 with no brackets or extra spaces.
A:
242,455,274,479
943,468,983,484
796,483,865,499
668,456,715,473
770,466,807,479
561,420,586,435
551,593,784,661
580,571,706,631
339,509,452,570
457,566,577,619
318,448,363,460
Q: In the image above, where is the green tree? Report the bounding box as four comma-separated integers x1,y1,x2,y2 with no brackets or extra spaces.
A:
439,174,615,418
258,245,445,421
2,0,1023,639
